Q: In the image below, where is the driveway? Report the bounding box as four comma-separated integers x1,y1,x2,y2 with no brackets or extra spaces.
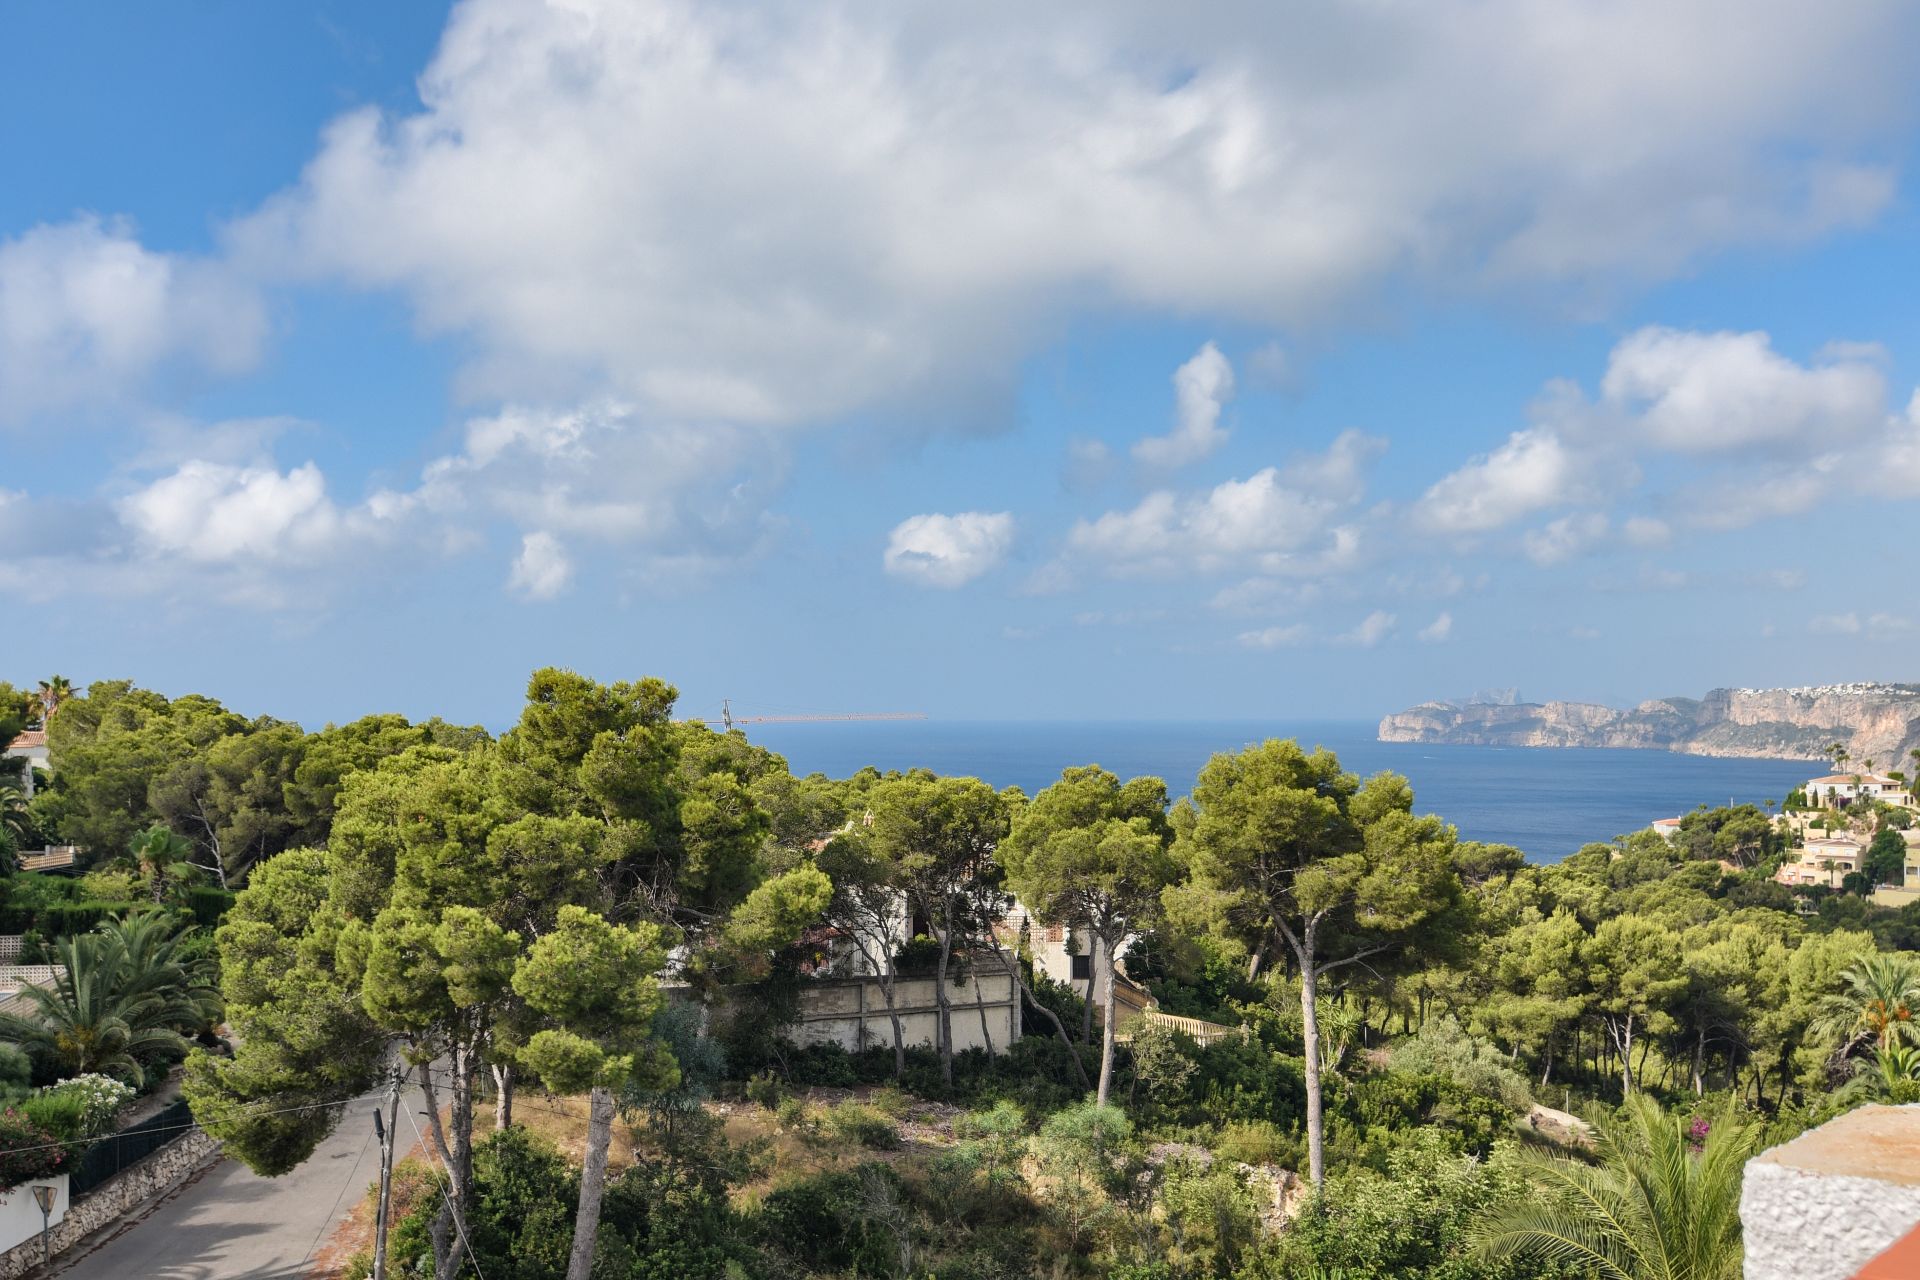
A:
50,1091,411,1280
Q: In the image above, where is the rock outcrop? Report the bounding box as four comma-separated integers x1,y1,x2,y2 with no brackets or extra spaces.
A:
1378,683,1920,765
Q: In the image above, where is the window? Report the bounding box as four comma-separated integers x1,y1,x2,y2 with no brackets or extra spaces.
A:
1071,955,1091,980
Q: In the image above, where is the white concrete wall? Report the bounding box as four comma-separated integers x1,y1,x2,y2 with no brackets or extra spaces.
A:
1741,1104,1920,1280
0,1175,67,1256
1742,1162,1920,1280
788,969,1020,1056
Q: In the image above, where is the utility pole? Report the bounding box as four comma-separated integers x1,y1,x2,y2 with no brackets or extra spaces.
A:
371,1073,401,1280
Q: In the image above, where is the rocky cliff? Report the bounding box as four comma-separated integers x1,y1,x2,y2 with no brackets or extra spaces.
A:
1378,683,1920,765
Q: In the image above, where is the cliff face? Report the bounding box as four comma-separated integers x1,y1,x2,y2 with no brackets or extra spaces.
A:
1378,684,1920,764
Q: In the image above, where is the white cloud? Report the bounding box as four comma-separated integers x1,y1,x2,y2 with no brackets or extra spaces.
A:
1601,327,1886,453
1413,324,1918,556
507,531,573,599
117,461,353,563
1418,611,1454,643
1135,342,1235,467
1810,611,1915,641
1413,429,1583,535
0,217,264,425
378,401,786,570
231,0,1911,426
1522,512,1610,566
1339,610,1397,648
1280,429,1386,505
1068,468,1338,576
1239,623,1310,649
883,511,1015,588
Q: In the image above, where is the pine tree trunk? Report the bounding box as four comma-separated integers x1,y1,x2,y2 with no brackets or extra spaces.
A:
1096,938,1118,1107
493,1062,514,1130
934,924,955,1087
1301,961,1326,1188
565,1085,615,1280
1692,1025,1706,1097
879,966,907,1078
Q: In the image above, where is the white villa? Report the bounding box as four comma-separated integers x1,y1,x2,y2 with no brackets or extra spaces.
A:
2,727,47,797
1774,835,1865,890
1803,772,1913,808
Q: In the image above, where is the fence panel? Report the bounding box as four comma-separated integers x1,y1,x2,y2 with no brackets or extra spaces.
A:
68,1098,196,1198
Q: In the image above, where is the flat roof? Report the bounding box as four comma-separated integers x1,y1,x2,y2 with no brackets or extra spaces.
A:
1752,1104,1920,1188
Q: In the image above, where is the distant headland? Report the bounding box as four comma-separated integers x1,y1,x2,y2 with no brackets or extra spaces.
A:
1378,682,1920,764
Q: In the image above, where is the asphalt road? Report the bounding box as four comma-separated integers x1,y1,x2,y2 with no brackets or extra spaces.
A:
50,1092,407,1280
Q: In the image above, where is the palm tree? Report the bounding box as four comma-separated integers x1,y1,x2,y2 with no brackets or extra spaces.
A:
1809,952,1920,1057
0,912,219,1081
1834,1042,1920,1106
28,675,73,726
117,825,203,905
1473,1095,1762,1280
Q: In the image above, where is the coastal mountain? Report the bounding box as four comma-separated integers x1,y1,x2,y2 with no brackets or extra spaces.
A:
1378,683,1920,764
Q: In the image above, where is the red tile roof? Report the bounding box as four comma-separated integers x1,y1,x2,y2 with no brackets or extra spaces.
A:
1856,1222,1920,1278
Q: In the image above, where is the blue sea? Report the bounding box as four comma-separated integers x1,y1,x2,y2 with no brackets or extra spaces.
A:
739,720,1815,864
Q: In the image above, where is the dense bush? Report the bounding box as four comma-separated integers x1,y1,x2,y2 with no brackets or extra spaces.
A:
1329,1071,1516,1170
0,1107,66,1191
757,1165,905,1276
822,1100,902,1150
1247,1131,1563,1280
1388,1015,1534,1111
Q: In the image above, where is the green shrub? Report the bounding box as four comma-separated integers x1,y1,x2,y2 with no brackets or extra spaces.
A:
467,1127,578,1280
186,886,235,928
1211,1119,1295,1167
866,1084,909,1117
757,1166,902,1275
822,1101,901,1150
0,1108,66,1191
79,870,140,901
0,1044,31,1089
1387,1015,1533,1111
745,1070,787,1110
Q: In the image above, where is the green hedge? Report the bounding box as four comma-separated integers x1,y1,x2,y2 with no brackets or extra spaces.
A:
187,887,235,928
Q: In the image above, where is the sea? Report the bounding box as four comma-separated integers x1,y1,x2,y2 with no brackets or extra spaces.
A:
739,720,1816,864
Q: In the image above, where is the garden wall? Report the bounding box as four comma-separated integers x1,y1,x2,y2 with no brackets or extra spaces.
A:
0,1130,219,1279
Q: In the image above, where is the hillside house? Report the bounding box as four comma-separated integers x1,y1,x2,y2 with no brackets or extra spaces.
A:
1650,816,1684,840
2,727,46,797
1805,773,1913,809
1774,836,1865,890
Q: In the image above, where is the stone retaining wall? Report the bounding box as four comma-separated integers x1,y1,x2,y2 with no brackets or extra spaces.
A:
0,1130,221,1279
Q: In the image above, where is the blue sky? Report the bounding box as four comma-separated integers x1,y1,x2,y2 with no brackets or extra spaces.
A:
6,1,1920,729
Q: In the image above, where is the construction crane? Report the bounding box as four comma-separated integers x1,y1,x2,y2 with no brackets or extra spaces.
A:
715,699,926,731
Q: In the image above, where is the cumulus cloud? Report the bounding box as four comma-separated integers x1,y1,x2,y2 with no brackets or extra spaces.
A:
1339,610,1397,648
1413,429,1583,535
1523,512,1610,566
375,401,787,574
1280,429,1386,505
884,511,1016,587
117,461,354,563
1414,324,1919,558
507,531,573,599
1418,612,1454,643
0,217,265,424
1068,469,1337,576
1071,429,1380,579
1601,327,1886,452
229,0,1911,426
1135,342,1235,467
